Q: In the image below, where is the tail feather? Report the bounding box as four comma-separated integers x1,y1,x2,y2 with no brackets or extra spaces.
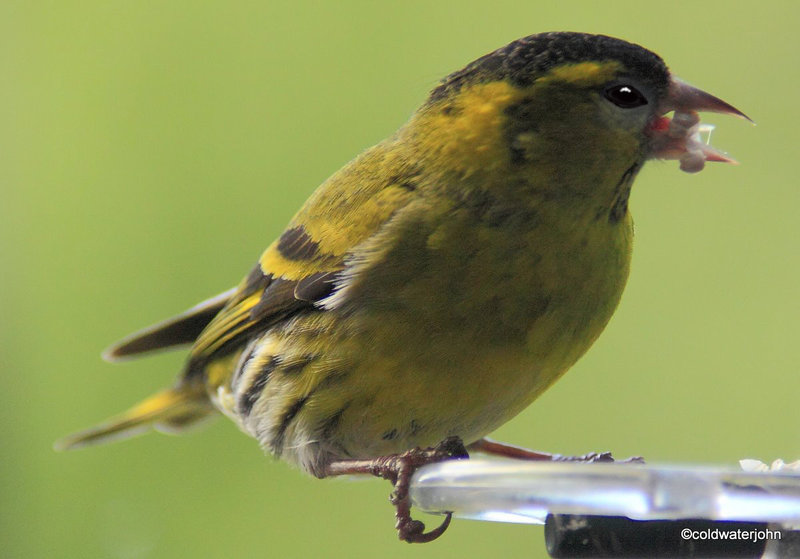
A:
55,385,214,451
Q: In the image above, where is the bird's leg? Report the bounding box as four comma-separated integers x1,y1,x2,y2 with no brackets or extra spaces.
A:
468,437,644,464
322,436,469,543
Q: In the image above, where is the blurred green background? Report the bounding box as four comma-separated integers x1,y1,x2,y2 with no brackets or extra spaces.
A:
2,1,797,557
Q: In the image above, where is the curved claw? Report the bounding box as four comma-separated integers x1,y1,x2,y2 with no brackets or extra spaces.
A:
399,512,453,543
322,437,467,543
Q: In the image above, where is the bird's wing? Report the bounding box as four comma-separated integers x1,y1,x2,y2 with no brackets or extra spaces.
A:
186,264,340,360
188,144,421,363
103,288,237,361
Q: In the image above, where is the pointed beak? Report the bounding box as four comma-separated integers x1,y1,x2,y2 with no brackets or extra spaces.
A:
648,76,750,173
662,77,752,122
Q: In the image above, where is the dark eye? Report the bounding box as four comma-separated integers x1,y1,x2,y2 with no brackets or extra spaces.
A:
604,84,648,108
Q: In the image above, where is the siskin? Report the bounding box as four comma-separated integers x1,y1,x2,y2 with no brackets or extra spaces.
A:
57,32,748,542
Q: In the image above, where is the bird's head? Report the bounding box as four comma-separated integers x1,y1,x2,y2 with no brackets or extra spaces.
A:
410,32,748,199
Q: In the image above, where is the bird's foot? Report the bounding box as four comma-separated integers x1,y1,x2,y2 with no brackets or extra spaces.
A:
552,451,645,464
468,438,644,464
323,436,469,543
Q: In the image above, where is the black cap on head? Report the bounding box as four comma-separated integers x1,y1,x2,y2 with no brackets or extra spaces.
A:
429,32,670,103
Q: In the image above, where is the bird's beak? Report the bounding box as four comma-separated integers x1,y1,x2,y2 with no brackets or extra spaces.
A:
648,76,751,173
661,78,751,122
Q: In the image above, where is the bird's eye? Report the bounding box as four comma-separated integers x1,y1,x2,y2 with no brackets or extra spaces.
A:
604,84,648,108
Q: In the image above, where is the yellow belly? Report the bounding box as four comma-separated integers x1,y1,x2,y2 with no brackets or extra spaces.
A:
336,213,632,457
230,202,634,473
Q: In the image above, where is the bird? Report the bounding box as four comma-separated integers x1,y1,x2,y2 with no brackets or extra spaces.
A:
56,31,748,542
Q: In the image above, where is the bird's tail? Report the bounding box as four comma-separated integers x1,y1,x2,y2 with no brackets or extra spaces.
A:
54,384,214,451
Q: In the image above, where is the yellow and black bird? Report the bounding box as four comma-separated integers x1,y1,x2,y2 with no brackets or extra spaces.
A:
57,32,747,542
